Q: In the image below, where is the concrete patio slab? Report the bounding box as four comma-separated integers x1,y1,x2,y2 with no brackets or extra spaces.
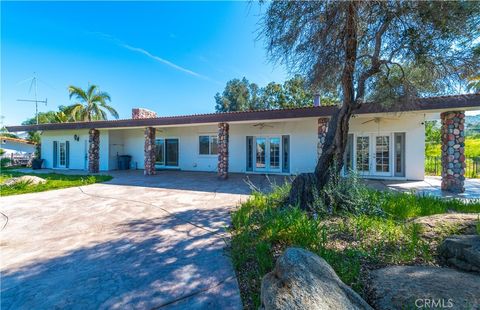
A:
0,171,287,309
365,176,480,200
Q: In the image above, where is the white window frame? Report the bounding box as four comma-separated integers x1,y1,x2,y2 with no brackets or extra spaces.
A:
198,135,218,156
346,132,401,178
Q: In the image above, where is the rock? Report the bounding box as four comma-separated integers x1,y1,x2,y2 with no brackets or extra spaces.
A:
368,266,480,310
412,213,479,239
260,247,372,310
439,235,480,272
2,175,46,186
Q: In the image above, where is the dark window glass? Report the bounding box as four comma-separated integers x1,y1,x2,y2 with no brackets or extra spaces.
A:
210,136,218,155
155,139,165,165
199,136,210,155
246,136,253,171
282,135,290,172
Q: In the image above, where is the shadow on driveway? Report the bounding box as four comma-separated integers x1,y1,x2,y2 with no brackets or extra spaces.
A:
1,208,242,309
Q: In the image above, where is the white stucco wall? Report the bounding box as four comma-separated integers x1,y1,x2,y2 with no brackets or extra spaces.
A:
0,140,36,155
40,129,90,170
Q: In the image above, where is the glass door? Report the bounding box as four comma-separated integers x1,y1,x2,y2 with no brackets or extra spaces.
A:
254,136,281,173
373,135,391,176
155,139,165,166
155,138,179,168
355,136,370,175
165,139,179,167
268,137,281,172
255,138,266,170
58,142,66,168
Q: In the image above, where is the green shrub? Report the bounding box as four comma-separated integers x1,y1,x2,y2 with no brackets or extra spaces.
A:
310,169,385,217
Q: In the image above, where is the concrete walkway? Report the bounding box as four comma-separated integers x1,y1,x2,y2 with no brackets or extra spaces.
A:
1,171,288,309
366,176,480,199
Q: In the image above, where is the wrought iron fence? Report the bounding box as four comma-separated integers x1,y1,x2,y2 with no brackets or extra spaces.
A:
425,156,480,178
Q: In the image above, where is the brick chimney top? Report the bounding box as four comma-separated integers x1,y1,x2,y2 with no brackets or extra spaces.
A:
313,94,321,107
132,108,157,119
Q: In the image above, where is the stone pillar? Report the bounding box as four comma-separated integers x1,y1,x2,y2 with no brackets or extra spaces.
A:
144,127,156,175
441,111,465,193
218,122,229,179
317,118,329,159
88,129,100,173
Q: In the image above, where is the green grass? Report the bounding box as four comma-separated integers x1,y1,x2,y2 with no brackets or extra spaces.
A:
230,184,480,309
0,171,112,196
425,138,480,178
425,138,480,157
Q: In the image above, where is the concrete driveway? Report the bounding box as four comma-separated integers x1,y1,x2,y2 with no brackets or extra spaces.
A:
0,171,285,309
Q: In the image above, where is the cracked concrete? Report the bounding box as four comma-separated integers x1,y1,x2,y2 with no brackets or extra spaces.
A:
1,171,286,309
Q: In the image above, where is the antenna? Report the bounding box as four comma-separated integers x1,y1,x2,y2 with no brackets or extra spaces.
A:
16,73,48,125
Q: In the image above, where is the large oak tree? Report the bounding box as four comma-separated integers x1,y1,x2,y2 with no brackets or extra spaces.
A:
261,1,479,208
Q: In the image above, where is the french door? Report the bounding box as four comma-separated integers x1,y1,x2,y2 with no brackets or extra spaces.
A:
255,137,281,172
373,135,391,176
58,142,67,168
155,138,179,167
354,134,392,176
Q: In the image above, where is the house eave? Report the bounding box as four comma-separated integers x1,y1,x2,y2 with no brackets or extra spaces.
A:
6,93,480,132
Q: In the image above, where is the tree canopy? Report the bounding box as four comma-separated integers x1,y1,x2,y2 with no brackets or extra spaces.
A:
214,75,337,112
261,1,480,207
263,1,479,103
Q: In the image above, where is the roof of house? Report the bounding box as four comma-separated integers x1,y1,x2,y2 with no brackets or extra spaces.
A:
0,136,36,145
5,93,480,132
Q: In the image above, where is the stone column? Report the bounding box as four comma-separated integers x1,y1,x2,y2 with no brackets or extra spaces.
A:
144,127,156,175
441,111,465,193
218,122,229,179
88,129,100,173
317,118,329,159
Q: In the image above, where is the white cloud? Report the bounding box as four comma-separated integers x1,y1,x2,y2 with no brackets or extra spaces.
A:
90,32,216,82
120,43,208,79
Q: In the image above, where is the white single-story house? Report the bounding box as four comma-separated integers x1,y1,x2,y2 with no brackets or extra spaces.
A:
0,136,36,156
6,94,480,192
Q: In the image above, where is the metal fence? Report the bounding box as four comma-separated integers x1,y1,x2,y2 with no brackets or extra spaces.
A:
1,153,34,167
425,156,480,178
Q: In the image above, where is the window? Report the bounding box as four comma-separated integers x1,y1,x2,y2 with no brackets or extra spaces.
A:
394,133,405,177
199,135,218,155
282,135,290,173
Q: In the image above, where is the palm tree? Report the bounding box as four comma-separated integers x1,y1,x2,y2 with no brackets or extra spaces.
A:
66,85,119,121
467,75,480,93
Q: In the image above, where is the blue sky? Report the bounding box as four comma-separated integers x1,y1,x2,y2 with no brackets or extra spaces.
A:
1,1,288,125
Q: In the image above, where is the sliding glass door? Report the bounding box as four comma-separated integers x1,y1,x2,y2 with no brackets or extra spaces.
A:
155,138,179,168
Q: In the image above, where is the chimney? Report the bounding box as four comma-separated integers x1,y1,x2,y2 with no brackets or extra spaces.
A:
313,94,321,107
132,108,158,119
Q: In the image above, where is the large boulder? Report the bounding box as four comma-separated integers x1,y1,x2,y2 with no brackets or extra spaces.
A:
368,266,480,310
439,235,480,272
3,175,46,186
412,213,479,239
260,247,372,310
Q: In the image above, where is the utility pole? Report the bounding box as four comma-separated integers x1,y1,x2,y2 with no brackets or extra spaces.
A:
16,73,48,125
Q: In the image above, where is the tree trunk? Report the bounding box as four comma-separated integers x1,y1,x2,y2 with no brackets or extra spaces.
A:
288,2,358,210
288,105,355,209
